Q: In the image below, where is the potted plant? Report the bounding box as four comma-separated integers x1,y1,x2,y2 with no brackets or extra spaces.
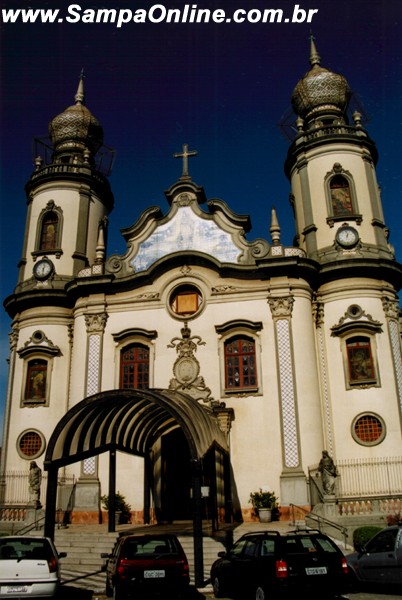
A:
249,489,279,522
101,491,132,524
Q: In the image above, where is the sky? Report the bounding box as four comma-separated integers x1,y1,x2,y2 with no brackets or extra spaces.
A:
1,0,402,443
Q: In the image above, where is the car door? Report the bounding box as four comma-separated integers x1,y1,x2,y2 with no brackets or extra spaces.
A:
217,538,259,595
357,528,400,584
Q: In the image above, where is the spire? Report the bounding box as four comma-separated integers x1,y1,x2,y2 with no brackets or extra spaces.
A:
270,207,281,245
309,33,321,67
74,69,85,105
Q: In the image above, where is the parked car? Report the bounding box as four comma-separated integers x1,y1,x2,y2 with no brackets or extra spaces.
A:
346,524,402,590
210,529,349,599
103,533,190,599
0,535,67,598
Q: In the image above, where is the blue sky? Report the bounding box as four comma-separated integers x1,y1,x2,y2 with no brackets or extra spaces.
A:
1,0,402,443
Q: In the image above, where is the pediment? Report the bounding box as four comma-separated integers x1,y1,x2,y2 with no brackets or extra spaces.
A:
106,180,271,277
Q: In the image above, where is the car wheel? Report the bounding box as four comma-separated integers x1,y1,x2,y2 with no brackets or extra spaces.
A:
255,585,266,600
105,579,113,597
212,574,225,598
112,585,126,600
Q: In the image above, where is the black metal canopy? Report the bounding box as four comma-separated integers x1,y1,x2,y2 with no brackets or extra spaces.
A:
43,388,230,588
44,388,228,468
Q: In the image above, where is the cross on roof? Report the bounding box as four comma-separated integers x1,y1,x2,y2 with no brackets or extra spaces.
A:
173,144,198,179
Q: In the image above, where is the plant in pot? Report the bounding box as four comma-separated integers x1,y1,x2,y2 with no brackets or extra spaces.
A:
249,489,279,522
101,491,132,524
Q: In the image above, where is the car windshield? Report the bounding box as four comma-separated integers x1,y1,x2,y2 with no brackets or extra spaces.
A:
121,538,178,559
285,536,338,554
0,539,51,560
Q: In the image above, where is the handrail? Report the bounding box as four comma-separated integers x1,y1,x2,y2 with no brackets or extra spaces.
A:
15,514,46,535
289,503,349,549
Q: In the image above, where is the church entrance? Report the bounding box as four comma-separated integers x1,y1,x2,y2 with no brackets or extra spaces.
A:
161,429,192,521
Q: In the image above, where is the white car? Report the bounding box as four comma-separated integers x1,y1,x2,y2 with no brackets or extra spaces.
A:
0,536,66,598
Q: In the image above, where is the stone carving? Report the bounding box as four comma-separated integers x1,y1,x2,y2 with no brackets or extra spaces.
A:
85,313,108,334
167,323,212,403
318,450,338,496
28,461,42,508
268,296,294,318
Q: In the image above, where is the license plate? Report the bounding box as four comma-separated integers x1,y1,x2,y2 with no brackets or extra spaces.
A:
5,586,29,594
305,566,327,575
144,570,165,578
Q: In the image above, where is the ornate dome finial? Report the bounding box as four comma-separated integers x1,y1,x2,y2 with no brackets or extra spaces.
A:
309,33,320,67
291,36,351,125
74,68,85,105
48,72,104,160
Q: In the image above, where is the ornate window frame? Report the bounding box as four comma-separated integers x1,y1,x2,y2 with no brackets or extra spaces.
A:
351,412,386,446
167,282,204,320
112,328,157,389
17,429,46,460
215,320,263,397
325,163,362,227
18,330,60,406
331,305,382,390
33,200,64,258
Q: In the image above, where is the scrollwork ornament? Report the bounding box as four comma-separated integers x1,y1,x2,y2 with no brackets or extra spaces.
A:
85,313,108,334
268,296,294,318
313,301,325,326
382,296,400,320
9,327,19,351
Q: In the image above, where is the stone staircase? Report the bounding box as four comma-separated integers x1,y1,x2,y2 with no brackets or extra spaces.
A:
54,523,228,594
53,520,306,595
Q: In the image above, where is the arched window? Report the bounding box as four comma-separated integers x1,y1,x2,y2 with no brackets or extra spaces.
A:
330,175,353,216
25,359,48,401
224,336,257,390
39,211,59,251
346,336,375,384
120,343,150,389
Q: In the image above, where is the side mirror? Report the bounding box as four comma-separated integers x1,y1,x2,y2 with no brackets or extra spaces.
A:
217,551,226,558
58,552,67,559
101,552,111,559
354,543,366,554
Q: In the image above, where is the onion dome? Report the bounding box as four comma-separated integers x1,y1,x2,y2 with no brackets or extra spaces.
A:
48,71,103,159
291,37,351,123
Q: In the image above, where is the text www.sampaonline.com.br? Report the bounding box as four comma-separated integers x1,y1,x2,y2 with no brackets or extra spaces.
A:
1,4,319,28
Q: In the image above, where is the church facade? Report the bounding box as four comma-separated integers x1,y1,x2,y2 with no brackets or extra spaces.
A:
2,39,402,525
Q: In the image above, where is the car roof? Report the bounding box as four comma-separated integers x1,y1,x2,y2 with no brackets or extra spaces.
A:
240,529,327,539
1,536,51,542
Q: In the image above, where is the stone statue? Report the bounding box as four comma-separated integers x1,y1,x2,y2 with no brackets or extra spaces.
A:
28,461,42,507
318,450,338,496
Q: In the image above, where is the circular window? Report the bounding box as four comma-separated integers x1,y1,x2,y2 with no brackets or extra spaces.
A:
168,284,203,319
352,413,386,446
17,430,46,459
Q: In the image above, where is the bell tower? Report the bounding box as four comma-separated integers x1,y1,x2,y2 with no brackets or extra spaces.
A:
285,37,393,264
17,72,114,291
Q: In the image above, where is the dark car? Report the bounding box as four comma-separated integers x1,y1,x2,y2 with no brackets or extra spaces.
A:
0,536,67,599
210,529,349,600
103,533,190,599
346,524,402,590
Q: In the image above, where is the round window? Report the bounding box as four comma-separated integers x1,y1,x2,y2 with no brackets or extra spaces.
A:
352,413,386,446
168,284,203,319
17,430,46,459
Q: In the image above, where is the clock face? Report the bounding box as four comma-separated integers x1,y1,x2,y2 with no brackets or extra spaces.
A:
336,226,359,248
33,258,54,280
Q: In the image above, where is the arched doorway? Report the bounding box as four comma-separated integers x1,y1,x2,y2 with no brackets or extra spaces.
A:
161,428,192,521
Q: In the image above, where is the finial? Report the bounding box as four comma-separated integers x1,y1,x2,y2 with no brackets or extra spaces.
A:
173,143,198,179
309,33,321,67
74,68,85,105
270,207,281,245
